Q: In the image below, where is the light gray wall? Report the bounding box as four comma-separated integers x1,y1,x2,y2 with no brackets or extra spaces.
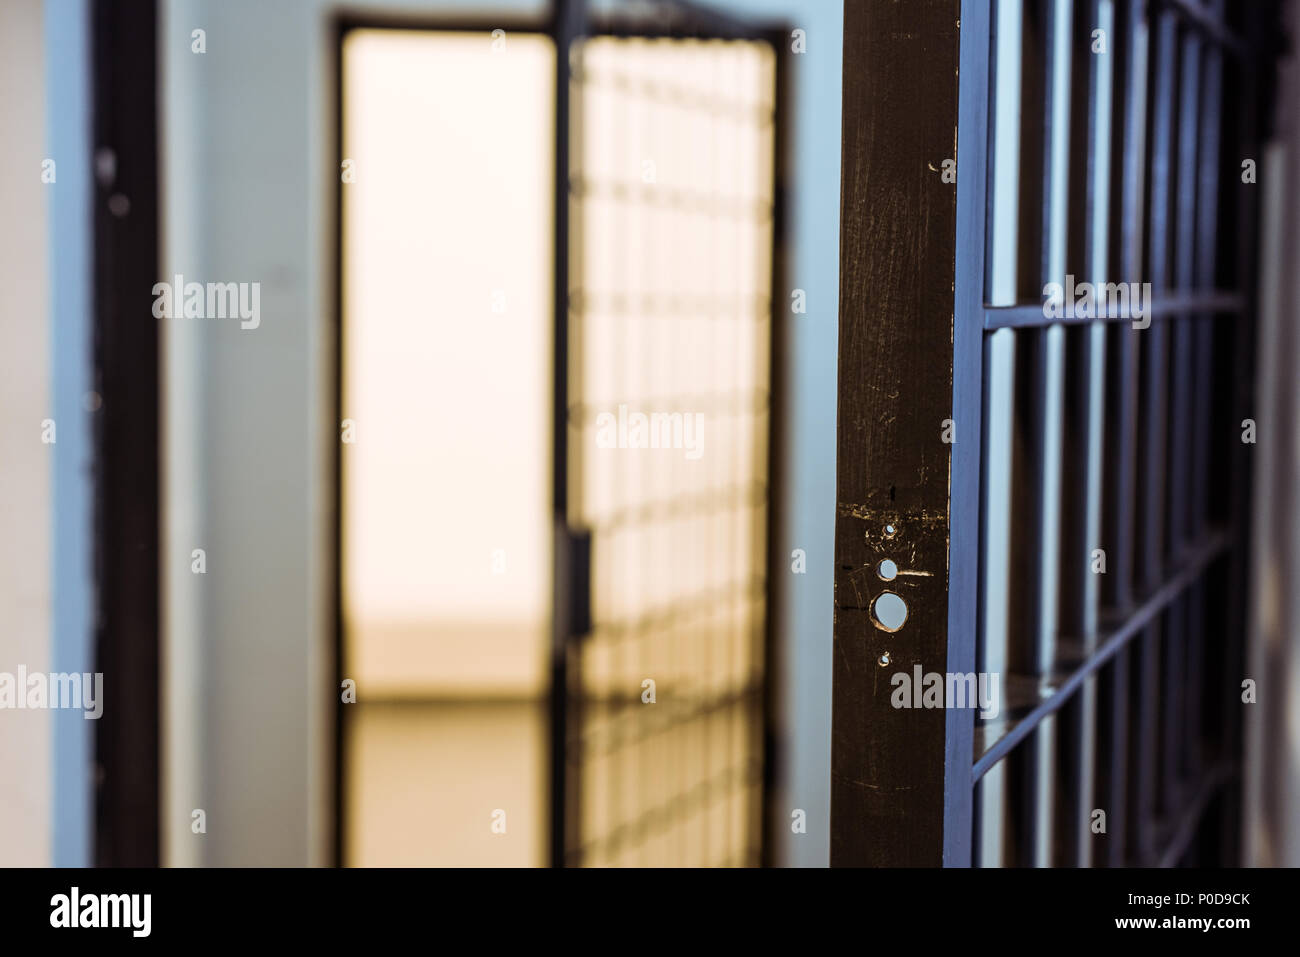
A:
0,0,98,870
703,0,841,869
0,0,52,868
45,0,97,869
1244,0,1300,866
162,0,558,868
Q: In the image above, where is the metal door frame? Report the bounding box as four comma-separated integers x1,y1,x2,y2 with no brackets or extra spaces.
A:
93,0,161,868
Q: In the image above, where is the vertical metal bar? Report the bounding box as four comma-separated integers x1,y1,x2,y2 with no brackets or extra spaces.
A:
92,0,161,868
1097,652,1130,865
703,34,718,868
1002,0,1049,865
1076,0,1117,868
1160,26,1201,820
1056,0,1088,867
1027,0,1074,869
1167,30,1201,560
946,0,992,868
975,0,1023,869
1099,0,1148,867
551,0,586,869
1140,10,1176,592
1057,0,1115,868
1104,0,1147,617
1128,4,1178,866
760,27,791,869
331,18,347,869
1184,36,1222,781
1006,318,1042,865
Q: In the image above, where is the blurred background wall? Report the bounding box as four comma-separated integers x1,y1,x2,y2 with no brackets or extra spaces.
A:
1245,0,1300,868
14,0,1296,869
157,0,842,866
0,0,52,867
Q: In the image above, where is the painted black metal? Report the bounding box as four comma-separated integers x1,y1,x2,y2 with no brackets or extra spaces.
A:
549,0,585,871
1096,0,1149,866
92,0,161,868
761,28,792,869
833,0,961,867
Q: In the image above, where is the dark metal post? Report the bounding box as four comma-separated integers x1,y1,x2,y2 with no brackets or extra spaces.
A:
92,0,160,867
550,0,586,869
832,0,962,867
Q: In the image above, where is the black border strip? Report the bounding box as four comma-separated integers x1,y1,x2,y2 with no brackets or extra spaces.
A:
92,0,160,868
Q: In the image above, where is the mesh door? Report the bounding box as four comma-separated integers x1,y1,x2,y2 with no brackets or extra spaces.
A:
563,35,777,867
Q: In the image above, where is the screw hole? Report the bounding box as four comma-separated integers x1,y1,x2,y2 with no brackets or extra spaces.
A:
872,591,908,632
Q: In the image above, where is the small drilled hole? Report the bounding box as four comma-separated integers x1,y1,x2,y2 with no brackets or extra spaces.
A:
884,524,897,539
872,591,908,632
877,652,891,667
877,558,898,581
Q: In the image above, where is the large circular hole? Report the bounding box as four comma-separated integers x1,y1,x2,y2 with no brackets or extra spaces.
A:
872,591,908,632
877,558,898,581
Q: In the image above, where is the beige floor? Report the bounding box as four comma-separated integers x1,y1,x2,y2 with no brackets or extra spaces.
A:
344,700,548,867
344,694,763,867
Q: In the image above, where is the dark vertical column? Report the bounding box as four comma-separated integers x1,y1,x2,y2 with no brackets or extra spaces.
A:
92,0,160,867
331,19,346,870
1004,0,1050,870
1184,34,1221,788
1160,27,1201,820
1057,0,1112,868
1218,0,1270,867
1098,0,1148,867
551,0,586,869
760,28,792,869
1128,5,1177,866
832,0,960,867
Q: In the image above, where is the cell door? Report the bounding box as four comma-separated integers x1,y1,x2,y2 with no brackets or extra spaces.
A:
554,3,783,867
831,0,1269,868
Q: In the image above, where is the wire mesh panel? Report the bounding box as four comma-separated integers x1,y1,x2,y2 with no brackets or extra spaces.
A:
563,34,777,867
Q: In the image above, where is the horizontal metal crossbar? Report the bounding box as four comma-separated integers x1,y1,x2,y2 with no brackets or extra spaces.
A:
972,527,1232,781
983,290,1245,330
